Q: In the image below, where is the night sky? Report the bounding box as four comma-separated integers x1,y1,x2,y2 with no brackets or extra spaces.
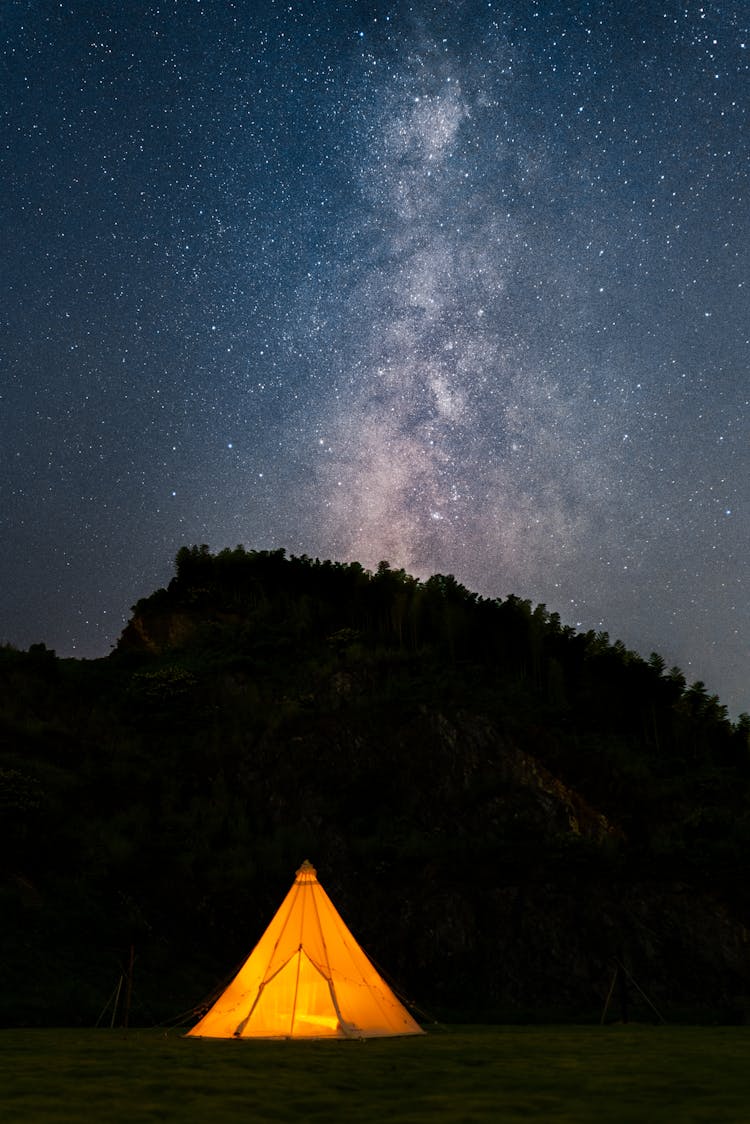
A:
2,2,748,716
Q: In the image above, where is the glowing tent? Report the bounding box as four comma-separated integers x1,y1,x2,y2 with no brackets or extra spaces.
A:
188,861,423,1039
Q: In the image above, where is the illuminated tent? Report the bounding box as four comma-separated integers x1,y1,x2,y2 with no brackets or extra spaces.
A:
188,860,423,1039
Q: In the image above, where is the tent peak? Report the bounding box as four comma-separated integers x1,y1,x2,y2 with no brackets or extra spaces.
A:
295,860,317,881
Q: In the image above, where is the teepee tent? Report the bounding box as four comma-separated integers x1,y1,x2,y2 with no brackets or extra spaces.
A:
188,861,423,1039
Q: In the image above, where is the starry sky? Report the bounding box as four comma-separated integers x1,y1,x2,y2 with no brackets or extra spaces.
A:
1,1,748,716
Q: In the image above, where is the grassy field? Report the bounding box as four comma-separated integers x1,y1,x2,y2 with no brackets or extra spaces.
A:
1,1025,748,1123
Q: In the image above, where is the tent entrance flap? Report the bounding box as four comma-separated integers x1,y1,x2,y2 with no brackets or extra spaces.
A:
239,949,340,1038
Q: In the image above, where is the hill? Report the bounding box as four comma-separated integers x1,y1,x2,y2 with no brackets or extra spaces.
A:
1,545,749,1026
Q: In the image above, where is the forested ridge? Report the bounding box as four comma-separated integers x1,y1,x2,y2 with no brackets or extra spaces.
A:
2,545,749,1027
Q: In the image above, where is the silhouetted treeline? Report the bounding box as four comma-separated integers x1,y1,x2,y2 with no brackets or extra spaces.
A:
141,544,747,764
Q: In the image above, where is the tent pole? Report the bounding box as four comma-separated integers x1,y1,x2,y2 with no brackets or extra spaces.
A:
122,944,135,1028
616,959,630,1024
94,976,123,1028
616,957,667,1024
110,976,123,1029
600,966,618,1025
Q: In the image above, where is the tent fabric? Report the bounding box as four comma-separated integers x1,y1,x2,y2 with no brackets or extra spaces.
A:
188,860,423,1039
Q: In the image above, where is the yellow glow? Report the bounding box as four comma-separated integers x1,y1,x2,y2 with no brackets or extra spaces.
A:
188,861,423,1040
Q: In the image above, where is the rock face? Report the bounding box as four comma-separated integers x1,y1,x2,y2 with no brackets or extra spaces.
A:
118,589,249,652
118,606,200,652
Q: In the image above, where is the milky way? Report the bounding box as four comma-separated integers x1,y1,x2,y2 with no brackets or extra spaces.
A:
306,44,616,584
1,2,748,715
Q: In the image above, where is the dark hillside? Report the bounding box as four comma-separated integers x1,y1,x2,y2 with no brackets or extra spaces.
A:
1,546,749,1026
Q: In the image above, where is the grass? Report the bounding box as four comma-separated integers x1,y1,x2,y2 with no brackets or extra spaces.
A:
1,1025,749,1123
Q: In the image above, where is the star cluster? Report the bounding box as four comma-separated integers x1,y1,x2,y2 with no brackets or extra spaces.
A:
1,1,747,715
